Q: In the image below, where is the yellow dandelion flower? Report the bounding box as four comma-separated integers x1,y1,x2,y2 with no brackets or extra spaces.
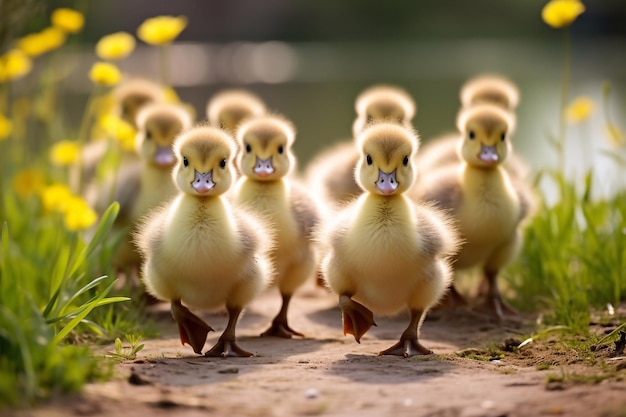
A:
606,124,625,148
89,62,122,86
0,49,32,83
100,114,137,150
542,0,585,29
41,183,73,212
137,15,187,45
12,169,46,198
39,27,67,52
64,196,98,231
51,8,85,34
565,96,594,123
0,113,12,140
96,32,136,61
50,140,81,166
17,33,48,57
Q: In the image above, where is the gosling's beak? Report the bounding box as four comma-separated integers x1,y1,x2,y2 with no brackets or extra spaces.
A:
154,146,176,166
192,170,215,194
478,144,499,164
376,169,398,195
254,157,274,178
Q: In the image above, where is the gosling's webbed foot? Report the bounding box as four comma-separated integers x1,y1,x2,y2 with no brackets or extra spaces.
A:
204,340,253,358
339,296,377,343
261,319,304,338
171,301,214,354
379,339,433,357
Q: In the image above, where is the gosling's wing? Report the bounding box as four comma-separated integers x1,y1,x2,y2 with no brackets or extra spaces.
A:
411,169,463,215
414,203,461,258
290,182,322,239
112,163,142,226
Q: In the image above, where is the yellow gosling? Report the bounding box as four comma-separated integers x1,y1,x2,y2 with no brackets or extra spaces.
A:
108,103,193,270
319,122,459,357
234,114,320,338
410,104,535,319
135,126,273,357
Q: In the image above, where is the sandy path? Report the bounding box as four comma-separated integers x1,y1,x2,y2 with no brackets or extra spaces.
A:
14,283,626,417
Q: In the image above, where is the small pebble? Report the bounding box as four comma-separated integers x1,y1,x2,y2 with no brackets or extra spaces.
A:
218,367,239,374
305,388,319,399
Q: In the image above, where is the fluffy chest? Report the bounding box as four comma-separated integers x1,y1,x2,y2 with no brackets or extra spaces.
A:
161,196,240,271
343,195,419,274
457,166,521,244
235,179,298,244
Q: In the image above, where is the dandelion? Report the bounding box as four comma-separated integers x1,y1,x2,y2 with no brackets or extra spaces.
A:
64,196,98,231
0,113,12,140
51,8,85,34
565,96,594,123
137,15,187,45
17,33,49,57
12,169,46,198
50,140,81,166
542,0,585,29
39,27,67,52
41,183,73,212
100,114,137,150
96,32,136,61
0,49,32,82
89,62,122,86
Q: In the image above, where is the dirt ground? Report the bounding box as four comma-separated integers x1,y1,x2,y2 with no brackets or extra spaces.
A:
9,282,626,417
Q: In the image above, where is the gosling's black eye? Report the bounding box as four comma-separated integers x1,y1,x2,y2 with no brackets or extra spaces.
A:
245,144,252,153
145,130,152,140
278,145,284,154
366,154,373,166
500,132,506,141
469,130,475,140
183,156,189,167
403,155,409,166
220,158,226,169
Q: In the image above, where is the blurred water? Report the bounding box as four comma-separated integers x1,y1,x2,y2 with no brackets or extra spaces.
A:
50,39,626,198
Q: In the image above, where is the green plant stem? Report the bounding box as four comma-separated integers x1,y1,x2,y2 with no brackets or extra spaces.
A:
158,44,170,87
558,28,571,175
74,85,100,193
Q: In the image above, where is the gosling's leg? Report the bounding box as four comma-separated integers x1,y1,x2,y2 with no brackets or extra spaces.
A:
261,293,304,338
432,283,469,311
171,300,214,354
476,269,517,320
205,305,253,357
339,294,377,343
379,308,433,357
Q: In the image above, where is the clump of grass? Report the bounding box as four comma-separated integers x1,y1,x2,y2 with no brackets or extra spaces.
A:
506,169,626,334
107,334,145,361
0,203,129,407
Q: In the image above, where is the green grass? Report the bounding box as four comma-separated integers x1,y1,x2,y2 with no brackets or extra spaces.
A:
505,168,626,334
0,201,131,407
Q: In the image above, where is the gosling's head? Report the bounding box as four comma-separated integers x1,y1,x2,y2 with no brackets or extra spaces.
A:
206,89,267,134
456,104,516,168
355,123,419,196
236,114,296,182
173,126,236,197
352,85,416,138
136,103,193,169
114,79,165,127
460,75,519,111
